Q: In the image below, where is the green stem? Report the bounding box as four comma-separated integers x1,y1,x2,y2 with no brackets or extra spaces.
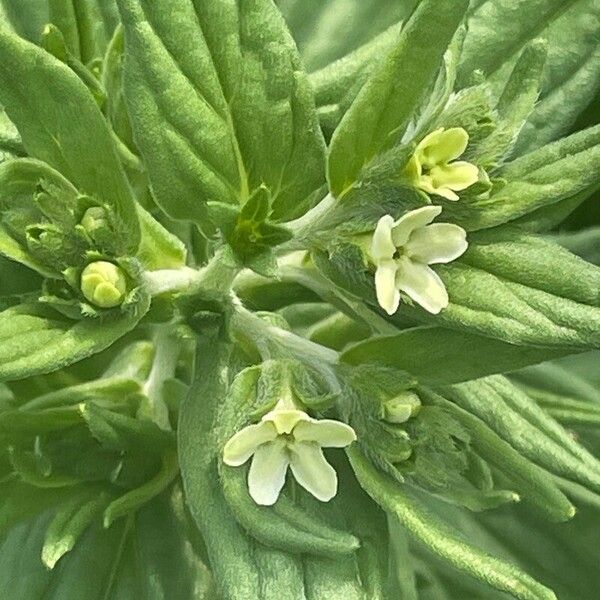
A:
141,324,180,430
277,254,396,336
230,300,339,373
281,193,337,250
143,246,239,299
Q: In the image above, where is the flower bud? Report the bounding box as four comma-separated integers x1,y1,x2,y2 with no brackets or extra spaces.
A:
80,206,108,233
383,391,421,424
80,261,127,308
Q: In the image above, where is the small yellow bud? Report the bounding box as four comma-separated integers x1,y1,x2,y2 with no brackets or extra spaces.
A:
80,261,127,308
383,391,421,424
80,206,108,233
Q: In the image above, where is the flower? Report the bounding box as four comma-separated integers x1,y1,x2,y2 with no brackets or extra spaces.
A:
369,206,468,315
223,400,356,506
405,127,479,200
80,261,127,308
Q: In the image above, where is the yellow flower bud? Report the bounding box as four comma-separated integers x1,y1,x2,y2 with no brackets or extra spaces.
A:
80,261,127,308
80,206,108,233
383,391,421,424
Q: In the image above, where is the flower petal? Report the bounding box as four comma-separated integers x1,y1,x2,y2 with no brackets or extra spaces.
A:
263,409,310,434
370,215,396,262
420,127,469,166
375,260,401,315
391,206,442,247
430,161,479,192
395,257,448,314
415,128,445,162
404,154,422,184
223,421,278,466
294,419,356,447
248,440,289,506
405,223,468,264
431,186,460,201
289,442,338,502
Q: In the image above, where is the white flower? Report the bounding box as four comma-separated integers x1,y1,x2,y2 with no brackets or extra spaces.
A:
370,206,468,316
405,127,479,201
223,401,356,506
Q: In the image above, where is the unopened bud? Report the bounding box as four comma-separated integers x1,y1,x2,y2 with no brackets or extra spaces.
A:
80,206,108,233
383,391,421,424
80,261,127,308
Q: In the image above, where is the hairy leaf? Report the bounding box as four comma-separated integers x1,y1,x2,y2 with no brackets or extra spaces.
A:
117,0,326,225
0,30,140,250
327,0,468,197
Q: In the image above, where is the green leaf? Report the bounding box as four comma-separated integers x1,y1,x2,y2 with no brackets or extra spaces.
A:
472,39,547,168
49,0,120,64
458,0,600,152
450,125,600,231
0,0,48,42
179,326,272,598
446,377,600,493
0,406,83,438
103,450,179,527
342,326,570,385
220,464,360,557
420,388,574,522
513,0,600,153
0,301,150,382
0,29,140,251
309,23,402,140
0,158,79,277
41,487,110,568
327,0,468,197
136,206,187,270
117,0,326,224
18,376,143,411
303,554,365,600
0,491,213,599
0,480,77,537
279,0,414,72
348,447,558,600
80,402,175,455
415,230,600,349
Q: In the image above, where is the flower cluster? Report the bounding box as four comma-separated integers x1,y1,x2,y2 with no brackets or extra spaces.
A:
369,127,475,315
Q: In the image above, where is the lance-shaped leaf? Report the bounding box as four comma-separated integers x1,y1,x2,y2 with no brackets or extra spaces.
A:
0,492,213,599
513,0,600,153
446,377,600,493
309,23,402,139
117,0,326,224
403,229,600,349
342,326,570,385
327,0,468,197
178,323,268,597
450,125,600,231
472,39,547,168
459,0,600,153
348,447,558,600
0,0,48,42
279,0,413,72
0,29,140,251
49,0,120,64
0,301,150,382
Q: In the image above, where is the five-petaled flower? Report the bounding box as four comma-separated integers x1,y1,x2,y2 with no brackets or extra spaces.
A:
223,399,356,506
405,127,479,200
369,206,468,315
